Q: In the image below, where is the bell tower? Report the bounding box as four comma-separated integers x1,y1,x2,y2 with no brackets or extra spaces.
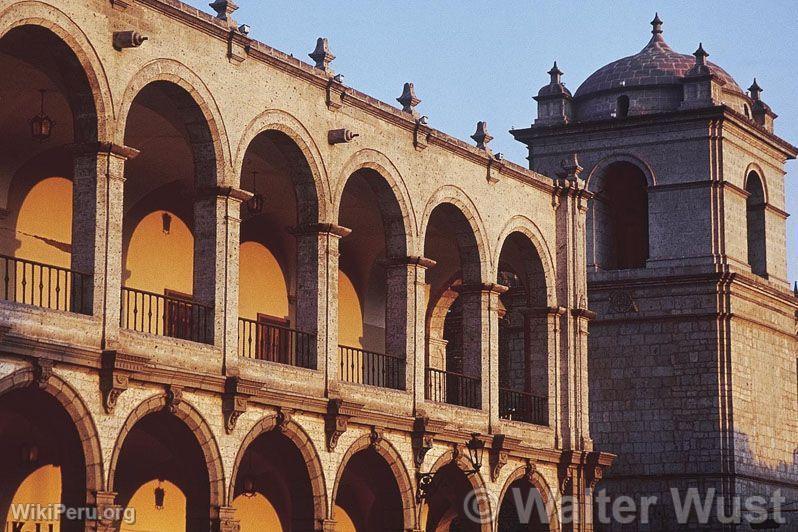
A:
512,15,798,530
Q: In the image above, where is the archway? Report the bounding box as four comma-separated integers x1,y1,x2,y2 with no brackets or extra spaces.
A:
237,129,321,367
121,80,217,343
497,232,549,425
745,171,767,276
422,461,486,532
424,202,483,408
589,161,649,270
497,478,551,531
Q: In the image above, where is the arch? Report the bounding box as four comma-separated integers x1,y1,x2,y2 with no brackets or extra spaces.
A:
116,59,229,184
424,450,493,532
0,367,104,494
0,1,112,141
333,149,418,255
744,167,767,276
107,393,225,509
331,432,417,530
228,414,327,526
497,465,560,532
494,216,557,307
234,108,329,221
743,162,769,203
420,185,490,276
584,152,656,192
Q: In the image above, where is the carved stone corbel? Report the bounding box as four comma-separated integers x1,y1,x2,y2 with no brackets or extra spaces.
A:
164,385,183,414
227,30,250,65
324,398,362,451
411,413,443,467
31,357,54,389
413,119,430,151
326,78,345,111
524,459,537,483
369,426,384,448
487,153,505,184
489,434,516,482
222,377,259,434
558,459,574,496
275,407,293,433
100,352,127,414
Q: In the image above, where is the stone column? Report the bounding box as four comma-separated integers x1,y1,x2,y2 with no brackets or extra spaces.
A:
72,142,138,349
214,506,240,532
85,490,121,532
385,256,435,397
295,223,350,391
193,187,246,361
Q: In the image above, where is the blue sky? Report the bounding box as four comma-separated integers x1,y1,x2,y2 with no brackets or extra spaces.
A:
186,0,798,283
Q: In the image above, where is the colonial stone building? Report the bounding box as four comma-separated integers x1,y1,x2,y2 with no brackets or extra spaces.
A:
513,15,798,531
0,1,614,531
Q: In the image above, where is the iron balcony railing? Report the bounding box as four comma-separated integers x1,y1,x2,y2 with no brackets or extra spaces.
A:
339,345,405,390
425,368,481,409
0,253,90,314
120,287,213,344
499,387,548,425
238,317,315,369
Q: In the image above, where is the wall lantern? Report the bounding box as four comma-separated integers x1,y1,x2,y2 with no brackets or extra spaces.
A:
415,434,485,503
246,169,265,215
154,480,165,510
161,212,172,235
30,89,55,142
465,433,485,473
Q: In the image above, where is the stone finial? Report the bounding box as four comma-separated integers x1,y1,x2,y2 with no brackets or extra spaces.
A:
650,12,663,35
748,78,763,101
397,82,421,117
548,61,563,85
793,281,797,297
471,121,493,151
693,43,708,65
309,37,335,74
209,0,238,22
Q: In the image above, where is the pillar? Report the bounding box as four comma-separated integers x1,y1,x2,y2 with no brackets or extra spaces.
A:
85,491,121,532
71,142,138,349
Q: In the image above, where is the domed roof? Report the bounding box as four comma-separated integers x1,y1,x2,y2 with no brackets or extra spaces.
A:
574,15,743,99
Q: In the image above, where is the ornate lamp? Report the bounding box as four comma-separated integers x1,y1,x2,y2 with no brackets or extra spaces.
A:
466,433,485,473
415,434,485,503
30,89,55,142
246,169,265,215
154,480,165,510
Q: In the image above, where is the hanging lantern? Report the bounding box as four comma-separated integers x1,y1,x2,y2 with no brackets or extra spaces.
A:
246,169,265,215
30,89,55,142
161,212,172,234
466,433,485,473
154,481,165,510
242,474,257,498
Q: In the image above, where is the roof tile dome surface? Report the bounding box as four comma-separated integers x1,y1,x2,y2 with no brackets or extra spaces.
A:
574,15,743,99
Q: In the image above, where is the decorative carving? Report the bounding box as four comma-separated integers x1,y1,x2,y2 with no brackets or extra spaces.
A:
164,385,183,414
309,37,335,74
608,289,638,313
490,434,510,482
559,466,573,495
524,459,537,483
369,426,383,448
411,414,442,467
99,351,132,414
222,377,249,434
113,31,147,50
397,82,421,118
32,358,54,389
324,399,349,451
328,129,359,145
275,407,292,432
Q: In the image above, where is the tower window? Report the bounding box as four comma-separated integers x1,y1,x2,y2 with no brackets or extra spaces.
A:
616,95,630,118
745,171,767,276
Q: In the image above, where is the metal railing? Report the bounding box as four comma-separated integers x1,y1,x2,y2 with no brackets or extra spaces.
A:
120,287,213,344
0,254,90,314
425,368,481,409
339,345,405,390
238,317,315,369
499,388,548,425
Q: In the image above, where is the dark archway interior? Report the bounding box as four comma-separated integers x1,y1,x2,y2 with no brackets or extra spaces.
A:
0,387,86,532
336,448,404,532
233,429,316,531
114,411,211,532
497,479,550,532
745,171,767,276
424,463,479,532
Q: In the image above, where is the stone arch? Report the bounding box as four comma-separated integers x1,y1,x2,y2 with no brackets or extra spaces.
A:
425,449,493,532
497,465,560,532
333,149,418,256
584,152,656,192
107,393,226,508
0,1,112,141
234,108,329,222
331,432,417,530
116,59,230,185
744,162,769,203
227,414,327,525
0,367,104,494
494,216,557,307
420,185,491,282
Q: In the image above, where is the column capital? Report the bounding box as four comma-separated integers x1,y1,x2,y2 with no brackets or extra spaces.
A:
196,185,252,202
292,223,352,238
383,255,437,269
456,282,509,295
524,305,567,317
70,141,140,160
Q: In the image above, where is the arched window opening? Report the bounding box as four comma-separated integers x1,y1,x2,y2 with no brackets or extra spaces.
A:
616,95,630,118
0,26,98,314
121,81,216,344
424,203,483,409
497,233,549,426
337,168,407,390
237,130,318,369
590,161,649,270
744,104,751,119
745,171,767,276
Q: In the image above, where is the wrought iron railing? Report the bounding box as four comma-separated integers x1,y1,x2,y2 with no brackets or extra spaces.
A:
0,254,90,314
499,388,548,425
339,345,405,390
120,287,213,344
425,368,481,409
238,317,315,369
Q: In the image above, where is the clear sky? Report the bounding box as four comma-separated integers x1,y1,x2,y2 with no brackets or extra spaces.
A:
186,0,798,284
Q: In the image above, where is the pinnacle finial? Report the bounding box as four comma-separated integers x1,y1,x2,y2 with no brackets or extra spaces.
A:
694,43,708,65
748,78,763,100
651,12,663,35
397,82,421,117
471,121,493,151
209,0,238,23
309,37,335,74
548,61,563,84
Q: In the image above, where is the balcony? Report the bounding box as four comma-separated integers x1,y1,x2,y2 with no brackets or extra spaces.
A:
499,388,548,426
120,287,213,344
0,254,91,314
339,345,405,390
425,368,481,409
238,317,315,369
